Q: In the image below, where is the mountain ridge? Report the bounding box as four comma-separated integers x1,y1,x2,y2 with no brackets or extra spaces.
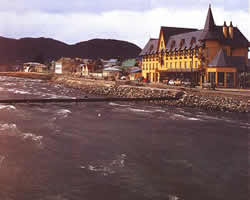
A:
0,36,141,65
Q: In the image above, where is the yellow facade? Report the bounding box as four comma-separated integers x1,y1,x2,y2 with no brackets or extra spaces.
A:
141,6,249,88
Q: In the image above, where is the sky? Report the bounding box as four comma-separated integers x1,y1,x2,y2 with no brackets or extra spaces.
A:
0,0,249,48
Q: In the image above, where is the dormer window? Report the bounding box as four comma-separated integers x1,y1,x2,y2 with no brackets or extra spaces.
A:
170,40,176,49
184,48,187,58
190,37,196,46
180,39,185,48
149,44,154,53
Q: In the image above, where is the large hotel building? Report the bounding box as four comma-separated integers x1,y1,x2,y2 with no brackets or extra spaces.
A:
140,5,249,88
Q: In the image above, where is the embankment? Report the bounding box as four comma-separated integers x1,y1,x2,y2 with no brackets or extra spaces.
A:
51,75,249,113
0,72,248,113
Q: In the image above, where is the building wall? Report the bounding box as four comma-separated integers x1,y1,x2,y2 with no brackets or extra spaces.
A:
232,48,248,62
159,32,166,51
55,63,62,74
142,49,202,82
205,41,221,62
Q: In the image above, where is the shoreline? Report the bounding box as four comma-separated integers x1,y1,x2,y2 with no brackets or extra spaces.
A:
0,72,249,113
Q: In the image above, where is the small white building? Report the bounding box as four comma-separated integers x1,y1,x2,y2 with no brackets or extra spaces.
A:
55,62,62,74
23,62,47,73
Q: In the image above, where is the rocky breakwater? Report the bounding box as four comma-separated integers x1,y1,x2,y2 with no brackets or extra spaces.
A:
51,75,181,99
51,76,249,113
176,92,248,113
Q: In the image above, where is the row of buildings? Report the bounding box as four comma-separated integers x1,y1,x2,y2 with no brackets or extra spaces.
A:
139,5,249,88
23,57,142,81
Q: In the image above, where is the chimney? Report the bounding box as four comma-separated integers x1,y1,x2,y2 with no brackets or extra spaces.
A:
223,21,228,38
229,21,234,39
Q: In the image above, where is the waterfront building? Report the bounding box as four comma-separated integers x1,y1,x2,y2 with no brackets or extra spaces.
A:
140,5,249,88
23,62,47,73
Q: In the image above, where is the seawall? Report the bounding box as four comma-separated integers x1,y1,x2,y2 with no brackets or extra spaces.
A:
51,75,249,113
0,73,248,113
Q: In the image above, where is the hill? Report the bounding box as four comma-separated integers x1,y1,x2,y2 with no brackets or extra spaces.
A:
0,36,141,65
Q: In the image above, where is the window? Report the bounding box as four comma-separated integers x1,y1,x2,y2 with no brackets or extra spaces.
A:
170,62,172,68
149,64,151,70
190,61,193,68
195,61,198,68
184,50,187,58
161,41,164,49
153,63,155,70
195,49,199,57
146,64,148,70
166,62,168,68
175,62,177,68
184,62,187,69
179,62,182,68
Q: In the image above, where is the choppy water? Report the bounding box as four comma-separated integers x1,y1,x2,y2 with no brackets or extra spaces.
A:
0,76,249,200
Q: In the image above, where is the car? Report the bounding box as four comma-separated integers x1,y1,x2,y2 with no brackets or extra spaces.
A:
120,76,127,80
182,79,191,86
168,79,175,85
174,79,182,86
162,79,169,84
136,76,144,82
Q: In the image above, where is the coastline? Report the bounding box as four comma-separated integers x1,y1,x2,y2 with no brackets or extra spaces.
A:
0,72,249,113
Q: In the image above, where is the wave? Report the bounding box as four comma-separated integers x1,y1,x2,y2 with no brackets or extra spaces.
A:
0,155,5,169
0,123,18,136
80,154,127,176
55,109,72,119
22,133,43,146
7,88,31,95
0,123,44,147
169,114,202,121
0,105,16,110
109,102,130,107
128,108,154,113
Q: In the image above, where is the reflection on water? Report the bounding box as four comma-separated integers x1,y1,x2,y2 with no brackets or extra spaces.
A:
0,76,248,200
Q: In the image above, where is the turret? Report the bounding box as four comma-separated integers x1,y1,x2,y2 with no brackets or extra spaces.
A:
229,21,234,39
223,21,228,38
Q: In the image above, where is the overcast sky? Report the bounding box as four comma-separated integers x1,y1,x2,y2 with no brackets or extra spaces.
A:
0,0,249,48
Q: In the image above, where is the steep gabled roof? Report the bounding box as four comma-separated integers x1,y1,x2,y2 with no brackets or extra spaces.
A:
209,49,246,71
139,38,159,56
160,26,198,47
201,25,249,47
166,30,203,51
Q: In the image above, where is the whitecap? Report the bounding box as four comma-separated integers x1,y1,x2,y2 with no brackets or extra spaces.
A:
0,123,18,136
170,114,202,121
168,195,181,200
55,109,72,119
128,108,154,113
81,154,127,176
21,133,43,147
155,109,166,113
109,102,130,107
57,109,71,115
0,105,16,110
187,117,201,121
0,155,5,169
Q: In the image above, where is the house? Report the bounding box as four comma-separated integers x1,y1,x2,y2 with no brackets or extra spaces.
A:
121,58,137,68
102,59,119,68
140,5,249,88
54,57,85,75
103,67,122,79
129,68,142,81
23,62,48,73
